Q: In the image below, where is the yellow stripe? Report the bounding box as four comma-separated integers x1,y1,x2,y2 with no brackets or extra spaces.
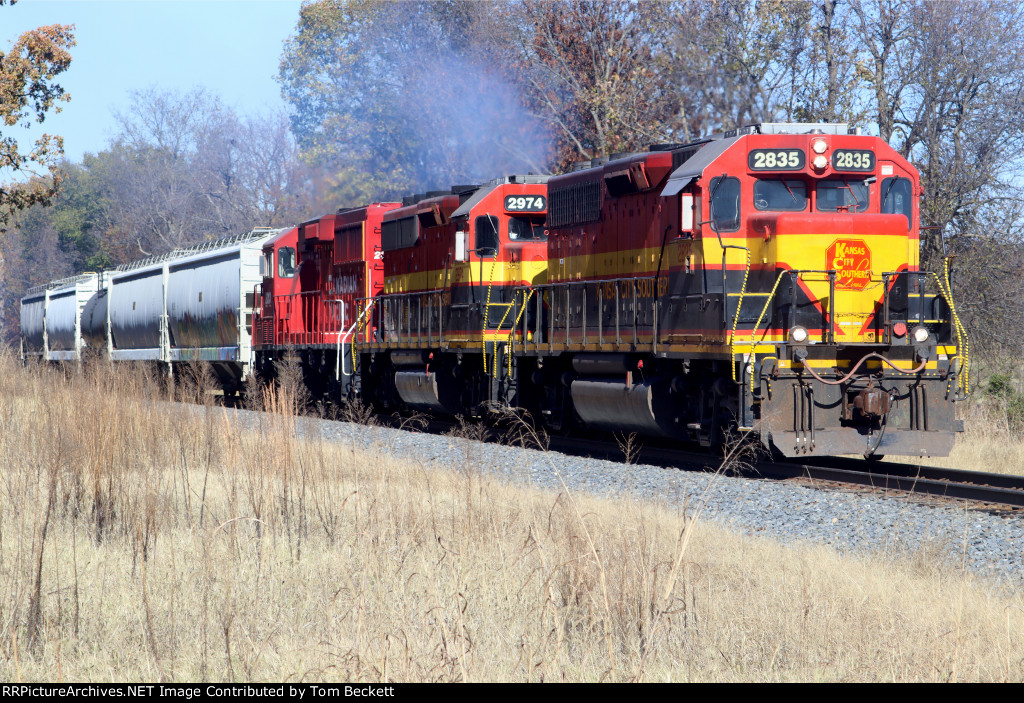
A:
386,260,546,294
778,359,937,370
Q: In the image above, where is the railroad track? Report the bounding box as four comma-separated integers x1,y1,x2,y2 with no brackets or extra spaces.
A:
377,415,1024,511
786,457,1024,510
224,399,1024,511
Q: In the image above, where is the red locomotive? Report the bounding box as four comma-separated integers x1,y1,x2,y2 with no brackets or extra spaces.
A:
253,203,398,396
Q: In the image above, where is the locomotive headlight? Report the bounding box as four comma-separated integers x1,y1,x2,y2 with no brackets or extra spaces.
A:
912,325,930,343
812,154,828,171
790,325,809,343
812,138,828,154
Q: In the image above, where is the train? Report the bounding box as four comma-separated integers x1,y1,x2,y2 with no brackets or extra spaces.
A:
21,122,969,458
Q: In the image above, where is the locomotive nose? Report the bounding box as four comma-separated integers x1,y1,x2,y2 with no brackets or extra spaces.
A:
760,212,913,344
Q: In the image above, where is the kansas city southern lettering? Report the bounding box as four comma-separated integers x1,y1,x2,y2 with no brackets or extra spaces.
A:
826,238,872,290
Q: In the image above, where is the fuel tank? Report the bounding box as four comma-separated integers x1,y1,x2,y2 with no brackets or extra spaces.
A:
570,377,680,438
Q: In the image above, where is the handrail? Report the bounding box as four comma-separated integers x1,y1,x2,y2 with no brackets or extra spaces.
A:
520,276,661,350
337,298,377,379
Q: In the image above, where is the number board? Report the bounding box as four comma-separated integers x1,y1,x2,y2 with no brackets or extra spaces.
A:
832,150,875,172
504,195,546,212
748,149,805,170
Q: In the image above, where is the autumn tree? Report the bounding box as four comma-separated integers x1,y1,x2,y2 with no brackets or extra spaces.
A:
100,87,324,257
0,0,75,230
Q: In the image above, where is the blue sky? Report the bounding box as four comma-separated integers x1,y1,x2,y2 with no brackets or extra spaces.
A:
3,0,303,163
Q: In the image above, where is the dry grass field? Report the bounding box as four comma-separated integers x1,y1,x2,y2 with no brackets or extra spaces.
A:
882,401,1024,475
0,354,1022,682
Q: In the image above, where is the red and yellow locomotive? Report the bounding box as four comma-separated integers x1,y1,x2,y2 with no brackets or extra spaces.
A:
513,123,965,457
357,176,549,416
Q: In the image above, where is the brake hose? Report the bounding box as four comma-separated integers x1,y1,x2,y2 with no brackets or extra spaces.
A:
797,351,928,386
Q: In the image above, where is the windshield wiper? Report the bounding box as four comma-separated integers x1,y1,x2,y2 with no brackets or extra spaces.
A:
782,179,799,205
881,178,897,211
840,176,862,208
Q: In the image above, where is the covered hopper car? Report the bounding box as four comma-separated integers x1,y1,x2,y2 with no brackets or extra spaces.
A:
23,228,283,393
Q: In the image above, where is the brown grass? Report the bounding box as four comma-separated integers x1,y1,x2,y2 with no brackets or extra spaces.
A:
0,352,1022,682
882,401,1024,475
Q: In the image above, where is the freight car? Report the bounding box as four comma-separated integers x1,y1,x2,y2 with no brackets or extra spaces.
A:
21,273,101,362
22,228,282,393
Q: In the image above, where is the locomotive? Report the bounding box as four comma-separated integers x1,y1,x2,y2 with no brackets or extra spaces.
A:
22,122,968,459
517,122,970,457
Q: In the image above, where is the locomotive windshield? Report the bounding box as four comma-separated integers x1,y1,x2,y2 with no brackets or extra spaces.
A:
508,216,546,241
816,178,869,213
753,179,807,211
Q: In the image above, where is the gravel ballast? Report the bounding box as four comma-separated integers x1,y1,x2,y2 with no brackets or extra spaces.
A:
229,406,1024,584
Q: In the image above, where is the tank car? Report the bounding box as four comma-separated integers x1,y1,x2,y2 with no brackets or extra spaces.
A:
511,123,966,457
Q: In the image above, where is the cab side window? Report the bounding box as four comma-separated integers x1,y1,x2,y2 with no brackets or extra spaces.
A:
278,247,296,278
475,215,499,257
710,176,741,232
881,177,913,229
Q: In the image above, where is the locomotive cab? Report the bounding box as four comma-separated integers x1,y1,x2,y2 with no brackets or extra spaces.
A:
685,125,964,456
366,176,549,416
253,226,299,349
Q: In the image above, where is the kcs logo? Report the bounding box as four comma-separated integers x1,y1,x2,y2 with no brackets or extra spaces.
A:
827,238,871,290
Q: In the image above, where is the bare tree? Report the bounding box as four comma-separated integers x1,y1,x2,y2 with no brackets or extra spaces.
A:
501,0,682,171
849,1,1024,268
100,88,323,257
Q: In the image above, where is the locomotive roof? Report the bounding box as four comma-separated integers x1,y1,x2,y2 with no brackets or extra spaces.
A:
335,202,401,225
261,226,299,249
450,174,550,220
557,122,853,185
384,192,463,222
660,137,738,196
